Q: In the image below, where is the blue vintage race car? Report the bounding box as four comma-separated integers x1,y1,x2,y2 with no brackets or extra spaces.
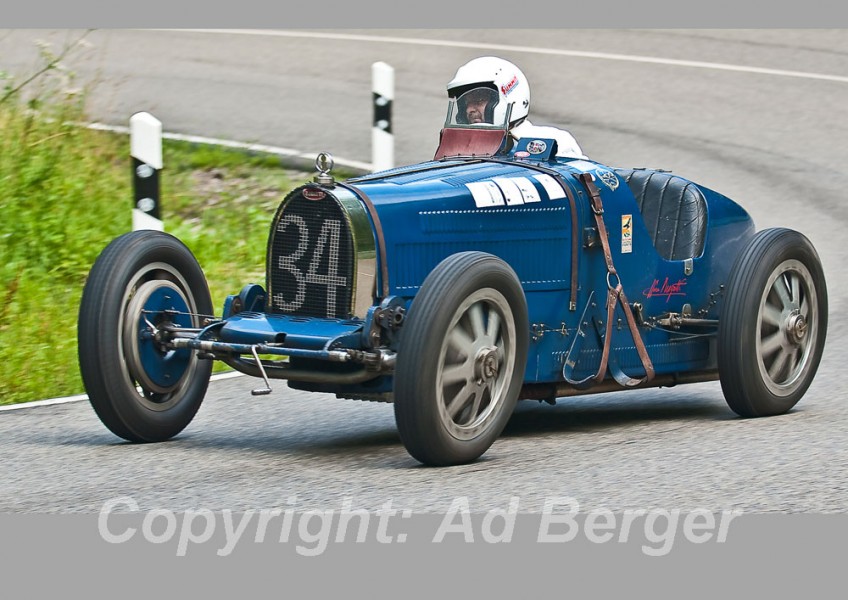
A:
78,94,828,466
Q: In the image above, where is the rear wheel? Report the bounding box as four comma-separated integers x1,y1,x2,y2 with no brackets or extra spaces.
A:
78,231,214,442
718,228,827,417
394,252,529,466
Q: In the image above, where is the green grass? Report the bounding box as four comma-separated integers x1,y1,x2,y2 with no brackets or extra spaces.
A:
0,96,317,404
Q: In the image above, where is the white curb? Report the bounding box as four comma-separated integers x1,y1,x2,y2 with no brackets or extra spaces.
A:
86,122,374,173
0,371,245,412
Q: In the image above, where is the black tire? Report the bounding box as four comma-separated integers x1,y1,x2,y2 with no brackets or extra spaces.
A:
78,231,214,442
394,252,529,466
718,228,827,417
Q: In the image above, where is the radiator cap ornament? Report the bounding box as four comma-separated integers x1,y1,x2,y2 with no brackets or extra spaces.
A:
314,152,335,186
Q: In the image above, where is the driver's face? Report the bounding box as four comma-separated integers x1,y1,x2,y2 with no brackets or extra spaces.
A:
464,92,491,124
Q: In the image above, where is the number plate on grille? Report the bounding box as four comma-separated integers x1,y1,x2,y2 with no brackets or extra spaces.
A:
267,189,355,318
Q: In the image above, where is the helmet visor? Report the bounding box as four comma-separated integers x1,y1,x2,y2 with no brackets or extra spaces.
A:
447,87,503,127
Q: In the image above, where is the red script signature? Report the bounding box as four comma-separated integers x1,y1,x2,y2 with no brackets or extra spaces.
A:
643,277,687,302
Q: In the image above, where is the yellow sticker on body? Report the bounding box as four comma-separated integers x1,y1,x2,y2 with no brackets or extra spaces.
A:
622,214,633,253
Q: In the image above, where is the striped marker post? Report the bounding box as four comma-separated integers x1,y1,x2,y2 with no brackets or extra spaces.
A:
130,112,164,231
371,61,394,173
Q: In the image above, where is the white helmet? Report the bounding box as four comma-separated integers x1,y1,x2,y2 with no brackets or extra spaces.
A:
446,56,530,127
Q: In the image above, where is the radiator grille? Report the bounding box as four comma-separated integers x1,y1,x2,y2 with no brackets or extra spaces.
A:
267,188,355,318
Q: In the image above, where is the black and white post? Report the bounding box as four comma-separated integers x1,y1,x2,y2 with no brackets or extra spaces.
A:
371,61,394,173
130,112,163,231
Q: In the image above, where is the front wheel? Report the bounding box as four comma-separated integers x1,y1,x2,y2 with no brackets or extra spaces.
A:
394,252,529,466
78,231,214,442
718,228,827,417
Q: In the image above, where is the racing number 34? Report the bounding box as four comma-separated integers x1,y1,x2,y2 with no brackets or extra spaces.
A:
273,214,348,318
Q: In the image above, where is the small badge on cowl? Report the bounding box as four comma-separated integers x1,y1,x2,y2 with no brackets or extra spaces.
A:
526,140,547,154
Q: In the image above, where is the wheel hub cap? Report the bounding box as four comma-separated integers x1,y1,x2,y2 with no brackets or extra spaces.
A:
786,312,807,344
474,346,500,384
124,280,193,394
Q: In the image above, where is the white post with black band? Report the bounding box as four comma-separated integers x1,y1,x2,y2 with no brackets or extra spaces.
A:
371,61,394,173
130,112,164,231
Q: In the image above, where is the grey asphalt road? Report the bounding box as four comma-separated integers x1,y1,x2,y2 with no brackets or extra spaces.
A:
1,29,847,514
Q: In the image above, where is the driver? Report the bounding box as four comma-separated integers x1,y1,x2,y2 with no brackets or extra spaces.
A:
447,56,587,159
461,87,499,124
